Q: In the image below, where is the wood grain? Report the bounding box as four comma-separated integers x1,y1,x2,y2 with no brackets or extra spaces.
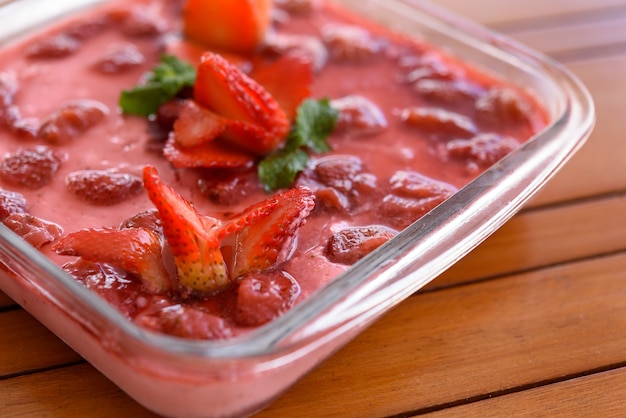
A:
0,310,82,377
422,367,626,417
0,363,158,418
431,0,626,27
530,55,626,206
0,290,15,308
435,194,626,286
509,14,626,60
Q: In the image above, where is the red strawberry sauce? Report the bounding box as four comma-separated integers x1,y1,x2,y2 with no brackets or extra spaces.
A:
0,0,547,339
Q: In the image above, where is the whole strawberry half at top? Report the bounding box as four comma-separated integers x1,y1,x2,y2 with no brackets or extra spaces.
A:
193,52,290,154
183,0,271,54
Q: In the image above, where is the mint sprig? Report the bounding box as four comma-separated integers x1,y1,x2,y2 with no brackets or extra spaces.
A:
119,54,196,116
258,98,339,191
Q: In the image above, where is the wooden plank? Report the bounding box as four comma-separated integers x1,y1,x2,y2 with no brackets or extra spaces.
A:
422,367,626,417
509,14,626,60
435,195,626,287
0,363,158,418
529,54,626,206
431,0,626,27
0,290,15,308
258,253,626,417
0,309,82,377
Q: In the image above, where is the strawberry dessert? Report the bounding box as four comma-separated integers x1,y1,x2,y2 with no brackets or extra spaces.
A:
0,0,547,340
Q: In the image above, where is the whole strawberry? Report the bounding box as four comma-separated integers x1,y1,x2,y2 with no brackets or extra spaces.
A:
0,146,65,189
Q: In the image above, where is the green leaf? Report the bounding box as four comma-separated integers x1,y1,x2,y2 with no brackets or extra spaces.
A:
119,54,196,116
258,98,339,191
150,55,196,94
290,98,338,153
258,148,309,192
119,83,171,117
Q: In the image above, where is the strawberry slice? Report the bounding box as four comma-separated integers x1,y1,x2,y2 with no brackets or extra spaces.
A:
142,165,273,293
183,0,271,54
251,54,313,121
194,52,290,154
219,118,279,154
232,186,315,278
163,134,255,169
52,227,171,294
171,100,227,148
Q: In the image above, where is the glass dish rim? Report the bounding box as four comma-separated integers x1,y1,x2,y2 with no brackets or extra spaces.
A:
0,0,595,360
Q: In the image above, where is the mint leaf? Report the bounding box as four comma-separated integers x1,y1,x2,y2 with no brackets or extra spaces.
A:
119,54,196,116
151,55,196,95
289,98,338,153
258,148,309,191
119,84,171,116
258,98,339,191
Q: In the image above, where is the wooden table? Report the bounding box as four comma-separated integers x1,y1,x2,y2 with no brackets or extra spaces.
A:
2,0,626,416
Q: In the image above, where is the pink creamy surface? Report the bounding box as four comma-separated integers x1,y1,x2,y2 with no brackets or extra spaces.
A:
0,0,547,338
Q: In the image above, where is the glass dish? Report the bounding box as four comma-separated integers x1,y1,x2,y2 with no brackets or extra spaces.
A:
0,0,594,417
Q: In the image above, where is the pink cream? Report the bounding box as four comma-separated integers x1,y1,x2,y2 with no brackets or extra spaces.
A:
0,0,547,339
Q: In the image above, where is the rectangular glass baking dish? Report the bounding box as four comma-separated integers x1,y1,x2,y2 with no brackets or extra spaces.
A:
0,0,594,417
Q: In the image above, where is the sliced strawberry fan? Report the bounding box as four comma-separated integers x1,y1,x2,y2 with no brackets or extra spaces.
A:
193,51,290,154
143,166,316,294
164,51,310,169
143,165,258,293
